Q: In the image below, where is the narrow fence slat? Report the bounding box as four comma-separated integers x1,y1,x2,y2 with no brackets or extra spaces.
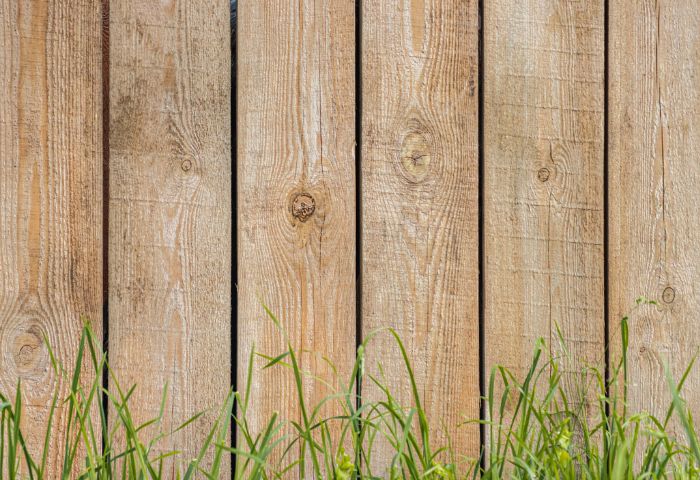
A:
483,0,605,418
0,0,103,474
361,0,480,469
609,1,700,426
108,0,231,470
236,0,356,472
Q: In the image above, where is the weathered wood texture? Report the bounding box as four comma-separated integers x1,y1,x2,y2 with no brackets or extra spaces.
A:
484,0,605,413
236,0,356,471
0,0,103,474
609,0,700,429
6,1,700,475
108,0,231,469
361,0,480,467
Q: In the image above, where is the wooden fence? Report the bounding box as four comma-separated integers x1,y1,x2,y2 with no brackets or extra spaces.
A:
1,0,699,476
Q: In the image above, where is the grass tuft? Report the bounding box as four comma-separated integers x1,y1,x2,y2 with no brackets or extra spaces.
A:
1,305,699,479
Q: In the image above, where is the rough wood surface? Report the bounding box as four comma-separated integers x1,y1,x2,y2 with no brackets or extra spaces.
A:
108,0,231,472
0,0,103,474
237,0,356,473
484,0,605,415
361,0,480,468
609,0,700,431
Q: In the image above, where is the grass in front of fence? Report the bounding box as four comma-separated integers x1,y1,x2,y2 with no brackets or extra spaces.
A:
1,299,699,479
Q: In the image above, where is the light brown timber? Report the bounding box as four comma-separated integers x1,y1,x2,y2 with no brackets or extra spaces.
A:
361,0,480,469
484,0,605,426
237,0,356,475
0,0,103,475
609,0,700,435
108,0,231,472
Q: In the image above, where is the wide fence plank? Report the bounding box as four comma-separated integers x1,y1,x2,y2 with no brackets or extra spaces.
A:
361,0,480,469
108,0,231,470
237,0,356,473
0,0,103,474
484,0,605,418
609,0,700,429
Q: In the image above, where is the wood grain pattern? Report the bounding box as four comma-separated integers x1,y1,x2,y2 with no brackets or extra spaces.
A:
609,0,700,432
0,0,102,474
108,0,231,471
236,0,356,474
484,0,605,416
361,0,480,468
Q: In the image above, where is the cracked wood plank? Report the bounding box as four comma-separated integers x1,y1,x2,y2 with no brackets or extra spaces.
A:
484,0,605,426
361,0,480,470
0,0,103,475
237,1,356,475
609,0,700,434
108,0,231,473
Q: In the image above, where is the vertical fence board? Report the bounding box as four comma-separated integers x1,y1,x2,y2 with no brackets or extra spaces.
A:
361,0,480,467
109,0,231,468
0,0,102,474
484,0,605,413
609,1,700,426
237,0,356,470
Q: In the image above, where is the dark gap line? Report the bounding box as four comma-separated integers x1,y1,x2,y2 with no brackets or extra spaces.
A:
603,0,611,420
101,0,110,458
354,0,363,414
354,1,365,472
477,0,486,472
230,0,238,476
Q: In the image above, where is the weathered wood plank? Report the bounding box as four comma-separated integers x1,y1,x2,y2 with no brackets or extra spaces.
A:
609,0,700,431
484,0,605,416
108,0,231,470
0,0,103,474
237,0,356,474
361,0,480,468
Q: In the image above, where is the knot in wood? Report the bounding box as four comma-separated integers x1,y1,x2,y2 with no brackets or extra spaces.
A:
537,167,551,182
13,327,43,370
399,130,431,183
18,345,36,366
662,286,676,304
181,159,192,172
291,193,315,222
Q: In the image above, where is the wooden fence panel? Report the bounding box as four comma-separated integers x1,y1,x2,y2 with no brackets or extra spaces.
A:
108,0,231,468
236,0,356,469
0,0,103,474
3,0,700,474
484,0,605,414
609,0,700,427
361,0,480,467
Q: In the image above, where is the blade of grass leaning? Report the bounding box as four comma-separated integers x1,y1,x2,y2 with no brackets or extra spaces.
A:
667,360,700,465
